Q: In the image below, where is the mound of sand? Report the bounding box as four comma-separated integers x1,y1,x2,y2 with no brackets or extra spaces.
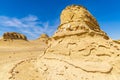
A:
1,5,120,80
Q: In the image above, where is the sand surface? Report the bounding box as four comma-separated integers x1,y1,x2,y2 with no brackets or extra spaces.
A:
0,40,47,80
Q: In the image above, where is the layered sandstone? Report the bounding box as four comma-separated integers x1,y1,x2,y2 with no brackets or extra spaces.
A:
35,5,120,80
3,32,27,41
47,5,111,57
54,5,108,40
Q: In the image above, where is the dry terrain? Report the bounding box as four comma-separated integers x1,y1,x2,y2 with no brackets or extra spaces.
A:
0,5,120,80
0,39,47,80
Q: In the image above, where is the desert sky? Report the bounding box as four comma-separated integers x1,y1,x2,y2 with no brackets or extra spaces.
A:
0,0,120,40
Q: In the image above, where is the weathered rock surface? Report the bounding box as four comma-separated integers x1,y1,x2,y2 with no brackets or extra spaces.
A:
5,5,120,80
47,5,112,57
54,5,108,40
3,32,27,40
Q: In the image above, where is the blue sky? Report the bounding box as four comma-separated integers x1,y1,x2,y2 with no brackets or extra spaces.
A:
0,0,120,40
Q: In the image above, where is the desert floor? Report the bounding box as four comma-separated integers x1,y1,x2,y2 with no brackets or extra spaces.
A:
0,40,47,80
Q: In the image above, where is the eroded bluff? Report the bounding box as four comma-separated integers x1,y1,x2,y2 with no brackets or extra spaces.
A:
9,5,120,80
3,32,27,40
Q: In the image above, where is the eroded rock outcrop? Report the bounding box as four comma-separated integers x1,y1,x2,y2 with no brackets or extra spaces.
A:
54,5,108,40
38,5,120,79
47,5,114,57
3,32,27,40
8,5,120,80
37,34,49,43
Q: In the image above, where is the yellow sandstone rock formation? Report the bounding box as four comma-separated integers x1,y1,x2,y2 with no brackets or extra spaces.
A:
35,5,120,80
47,5,113,58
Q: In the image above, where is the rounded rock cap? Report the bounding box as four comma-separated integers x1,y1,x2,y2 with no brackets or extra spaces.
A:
52,5,109,40
60,5,100,31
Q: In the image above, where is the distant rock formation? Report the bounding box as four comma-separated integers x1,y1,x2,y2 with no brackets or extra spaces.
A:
37,34,49,43
39,34,49,39
3,32,27,40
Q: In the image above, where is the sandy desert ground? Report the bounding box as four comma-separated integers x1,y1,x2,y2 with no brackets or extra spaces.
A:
0,39,47,80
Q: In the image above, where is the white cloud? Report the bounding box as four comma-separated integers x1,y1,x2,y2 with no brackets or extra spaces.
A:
0,15,59,40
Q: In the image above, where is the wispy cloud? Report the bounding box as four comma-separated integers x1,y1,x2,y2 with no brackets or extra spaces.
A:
0,15,59,40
